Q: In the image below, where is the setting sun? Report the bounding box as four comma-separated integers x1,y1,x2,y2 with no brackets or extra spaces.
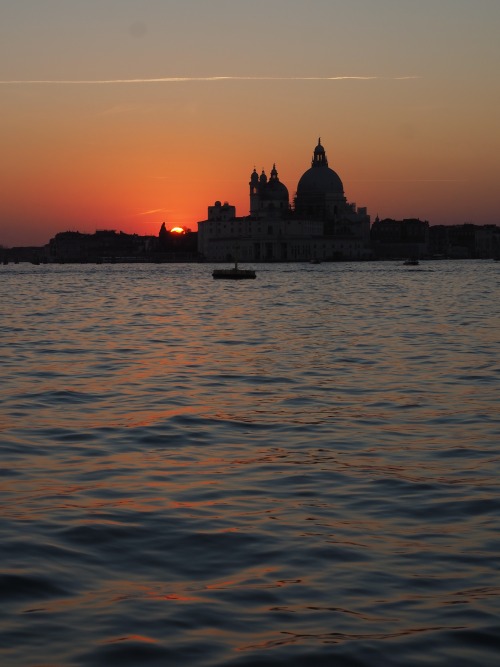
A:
170,227,185,234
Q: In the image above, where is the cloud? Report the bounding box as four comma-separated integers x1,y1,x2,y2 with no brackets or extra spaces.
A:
355,179,463,183
135,209,171,217
0,75,421,85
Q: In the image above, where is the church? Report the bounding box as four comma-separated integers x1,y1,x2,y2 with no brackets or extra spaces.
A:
197,139,371,262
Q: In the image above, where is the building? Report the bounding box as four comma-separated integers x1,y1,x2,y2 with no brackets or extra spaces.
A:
429,223,500,259
370,217,430,259
197,139,371,262
47,230,154,262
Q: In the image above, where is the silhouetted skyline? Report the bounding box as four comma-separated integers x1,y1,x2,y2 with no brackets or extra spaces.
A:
1,0,499,247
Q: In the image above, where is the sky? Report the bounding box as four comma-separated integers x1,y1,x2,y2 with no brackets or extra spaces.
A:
1,0,499,247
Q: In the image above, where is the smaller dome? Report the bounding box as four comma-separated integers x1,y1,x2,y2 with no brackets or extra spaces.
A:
261,179,289,201
261,163,289,201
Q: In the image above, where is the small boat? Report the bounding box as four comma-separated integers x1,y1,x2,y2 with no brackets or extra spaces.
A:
403,258,419,266
212,261,256,280
310,258,321,264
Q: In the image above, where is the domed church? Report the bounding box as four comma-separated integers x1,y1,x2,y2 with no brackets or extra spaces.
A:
295,138,346,219
198,139,371,262
249,164,289,219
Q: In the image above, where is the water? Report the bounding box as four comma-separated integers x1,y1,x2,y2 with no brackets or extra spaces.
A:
1,260,499,666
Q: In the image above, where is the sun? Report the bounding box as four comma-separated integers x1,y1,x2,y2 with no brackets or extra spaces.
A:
170,226,185,234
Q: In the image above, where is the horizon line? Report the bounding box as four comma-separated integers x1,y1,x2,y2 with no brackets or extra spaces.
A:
0,75,421,85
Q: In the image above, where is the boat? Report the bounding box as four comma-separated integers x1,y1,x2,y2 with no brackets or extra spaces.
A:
212,261,256,280
310,258,321,264
403,258,419,266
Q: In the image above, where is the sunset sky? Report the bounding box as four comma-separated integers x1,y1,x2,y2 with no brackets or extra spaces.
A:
1,0,499,247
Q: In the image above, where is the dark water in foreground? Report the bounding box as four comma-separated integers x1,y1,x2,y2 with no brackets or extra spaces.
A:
1,261,499,666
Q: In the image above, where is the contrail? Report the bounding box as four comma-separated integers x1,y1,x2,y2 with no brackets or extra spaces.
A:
135,208,170,216
353,178,463,183
0,75,420,85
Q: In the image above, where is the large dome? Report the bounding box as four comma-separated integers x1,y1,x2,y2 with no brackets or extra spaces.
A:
296,139,344,197
297,165,343,195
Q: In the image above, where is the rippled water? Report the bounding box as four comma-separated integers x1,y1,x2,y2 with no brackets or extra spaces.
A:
1,260,499,666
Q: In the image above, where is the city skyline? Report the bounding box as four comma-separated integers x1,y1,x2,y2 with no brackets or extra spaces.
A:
1,0,500,247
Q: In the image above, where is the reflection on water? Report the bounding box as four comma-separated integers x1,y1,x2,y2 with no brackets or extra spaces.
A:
1,261,499,666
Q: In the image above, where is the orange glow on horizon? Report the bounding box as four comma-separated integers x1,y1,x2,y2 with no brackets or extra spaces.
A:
1,74,499,247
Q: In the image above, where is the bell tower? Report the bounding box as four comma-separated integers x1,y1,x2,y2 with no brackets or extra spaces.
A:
249,167,259,216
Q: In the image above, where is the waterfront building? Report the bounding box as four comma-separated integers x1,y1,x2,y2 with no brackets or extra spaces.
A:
370,217,430,259
429,223,500,259
197,139,371,262
47,230,154,262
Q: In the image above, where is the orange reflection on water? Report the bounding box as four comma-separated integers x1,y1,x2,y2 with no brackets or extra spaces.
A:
153,593,201,602
106,634,158,644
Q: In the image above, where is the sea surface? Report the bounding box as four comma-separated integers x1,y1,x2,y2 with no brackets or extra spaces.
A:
1,260,499,667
